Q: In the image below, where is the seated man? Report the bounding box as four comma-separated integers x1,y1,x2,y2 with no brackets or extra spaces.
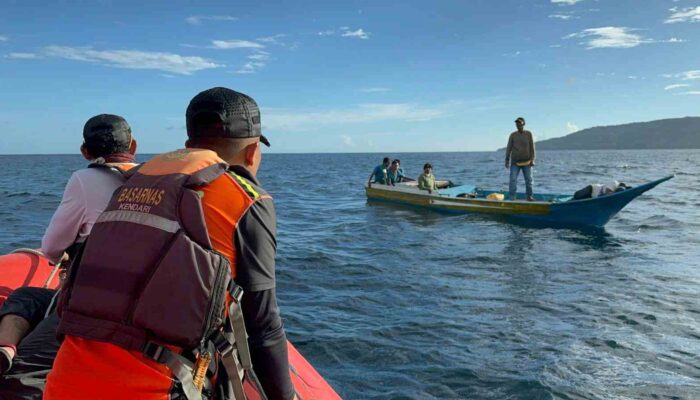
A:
0,287,60,400
387,159,405,186
0,114,137,399
368,156,390,186
45,87,294,400
417,163,438,194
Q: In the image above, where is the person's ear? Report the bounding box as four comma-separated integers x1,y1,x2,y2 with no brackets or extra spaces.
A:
80,144,95,161
244,142,258,166
129,138,138,155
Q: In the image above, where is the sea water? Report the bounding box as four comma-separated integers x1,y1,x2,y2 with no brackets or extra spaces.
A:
1,150,698,399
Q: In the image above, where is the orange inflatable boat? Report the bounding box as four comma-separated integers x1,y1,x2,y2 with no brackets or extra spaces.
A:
0,249,341,400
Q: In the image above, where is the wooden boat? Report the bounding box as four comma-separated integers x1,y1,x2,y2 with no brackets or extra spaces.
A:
0,249,341,400
365,175,674,228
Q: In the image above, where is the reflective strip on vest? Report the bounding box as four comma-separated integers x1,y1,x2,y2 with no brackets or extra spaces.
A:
96,210,181,233
230,173,259,200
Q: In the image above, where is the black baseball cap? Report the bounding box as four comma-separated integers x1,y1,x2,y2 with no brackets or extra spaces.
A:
515,117,525,124
186,87,270,147
83,114,132,149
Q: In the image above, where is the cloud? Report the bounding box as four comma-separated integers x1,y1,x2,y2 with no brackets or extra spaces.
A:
318,27,371,39
41,46,222,75
262,103,449,131
247,51,270,61
235,61,266,74
502,51,522,57
256,34,298,50
674,91,700,95
665,6,700,24
209,38,284,72
564,27,652,49
185,15,237,25
666,38,685,43
257,34,286,45
664,70,700,80
233,51,271,74
551,0,584,5
340,135,355,147
566,122,579,133
210,39,264,49
0,35,7,42
341,28,370,39
4,52,39,59
359,87,390,93
549,14,576,20
664,83,690,90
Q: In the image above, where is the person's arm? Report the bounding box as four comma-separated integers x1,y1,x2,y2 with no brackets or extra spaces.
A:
234,198,295,400
241,289,291,399
41,173,87,265
505,134,513,168
367,170,375,187
417,175,426,190
529,131,536,166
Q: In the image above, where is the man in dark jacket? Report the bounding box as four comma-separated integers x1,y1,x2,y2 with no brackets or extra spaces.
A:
505,117,536,201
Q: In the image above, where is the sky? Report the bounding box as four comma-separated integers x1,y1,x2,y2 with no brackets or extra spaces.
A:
0,0,698,154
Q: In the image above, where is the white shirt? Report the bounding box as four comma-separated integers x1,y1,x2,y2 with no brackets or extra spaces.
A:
591,180,620,198
41,165,128,264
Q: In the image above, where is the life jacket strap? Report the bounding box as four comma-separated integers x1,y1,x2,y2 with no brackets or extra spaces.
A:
143,341,202,400
219,345,247,400
210,283,268,400
228,284,252,370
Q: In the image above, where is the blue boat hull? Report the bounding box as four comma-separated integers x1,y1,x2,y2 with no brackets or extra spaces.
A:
365,176,673,228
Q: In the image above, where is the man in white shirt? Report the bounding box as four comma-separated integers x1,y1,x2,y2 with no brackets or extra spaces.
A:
41,114,138,264
0,114,137,397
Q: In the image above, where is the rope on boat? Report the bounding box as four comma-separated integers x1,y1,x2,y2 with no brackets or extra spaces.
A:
10,248,46,258
9,248,60,288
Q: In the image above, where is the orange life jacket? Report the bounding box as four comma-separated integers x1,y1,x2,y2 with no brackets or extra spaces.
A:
52,149,262,400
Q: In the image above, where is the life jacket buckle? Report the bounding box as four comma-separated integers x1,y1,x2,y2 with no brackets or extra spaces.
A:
143,341,166,363
228,283,244,303
212,332,234,357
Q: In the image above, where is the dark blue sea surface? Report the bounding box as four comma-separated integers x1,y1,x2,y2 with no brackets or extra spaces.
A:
1,150,698,399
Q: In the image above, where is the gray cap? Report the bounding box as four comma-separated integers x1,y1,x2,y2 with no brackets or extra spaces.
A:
83,114,132,148
186,87,270,146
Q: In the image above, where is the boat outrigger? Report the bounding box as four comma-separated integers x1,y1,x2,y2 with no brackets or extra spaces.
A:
365,175,674,228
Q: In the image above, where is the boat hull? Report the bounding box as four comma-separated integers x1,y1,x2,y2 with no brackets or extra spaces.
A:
366,175,673,228
0,250,341,400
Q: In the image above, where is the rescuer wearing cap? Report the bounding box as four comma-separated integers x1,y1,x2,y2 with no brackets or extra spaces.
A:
45,88,295,400
505,117,536,201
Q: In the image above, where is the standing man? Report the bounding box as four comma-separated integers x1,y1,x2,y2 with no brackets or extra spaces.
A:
368,157,390,186
45,88,295,400
505,117,535,201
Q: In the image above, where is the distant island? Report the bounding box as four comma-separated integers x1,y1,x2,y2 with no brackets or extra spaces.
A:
529,117,700,150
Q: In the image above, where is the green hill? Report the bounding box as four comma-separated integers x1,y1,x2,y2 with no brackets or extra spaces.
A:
534,117,700,150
